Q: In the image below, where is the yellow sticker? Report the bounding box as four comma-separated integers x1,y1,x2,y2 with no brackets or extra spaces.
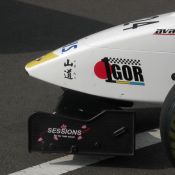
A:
116,81,129,84
26,52,58,68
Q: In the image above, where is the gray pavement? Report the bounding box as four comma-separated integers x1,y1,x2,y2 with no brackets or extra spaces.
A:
1,0,175,174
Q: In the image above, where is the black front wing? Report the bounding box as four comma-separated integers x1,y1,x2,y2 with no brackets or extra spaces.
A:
29,110,135,155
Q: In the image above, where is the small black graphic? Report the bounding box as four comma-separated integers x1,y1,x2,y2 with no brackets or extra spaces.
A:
154,29,175,35
64,69,73,79
123,15,159,31
64,59,76,80
64,59,73,67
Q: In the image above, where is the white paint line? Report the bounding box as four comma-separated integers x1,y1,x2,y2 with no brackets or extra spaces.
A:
136,129,161,149
9,129,161,175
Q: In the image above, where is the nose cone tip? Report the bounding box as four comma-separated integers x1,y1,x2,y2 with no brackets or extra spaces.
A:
25,60,38,69
25,52,58,69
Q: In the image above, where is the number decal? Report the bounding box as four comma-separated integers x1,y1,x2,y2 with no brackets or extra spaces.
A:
62,41,78,53
123,16,159,31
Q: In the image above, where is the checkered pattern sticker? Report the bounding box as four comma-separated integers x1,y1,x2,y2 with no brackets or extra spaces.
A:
109,58,141,66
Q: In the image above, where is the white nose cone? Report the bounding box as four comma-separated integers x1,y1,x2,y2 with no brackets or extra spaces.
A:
26,12,175,103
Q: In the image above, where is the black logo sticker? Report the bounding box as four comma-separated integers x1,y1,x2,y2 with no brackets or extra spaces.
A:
94,57,145,86
154,29,175,35
123,16,159,31
64,59,76,80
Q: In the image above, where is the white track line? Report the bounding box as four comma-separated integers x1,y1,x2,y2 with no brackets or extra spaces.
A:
136,129,161,149
9,129,161,175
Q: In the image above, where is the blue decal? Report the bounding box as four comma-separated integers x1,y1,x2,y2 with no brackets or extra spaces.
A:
129,82,145,86
62,41,78,53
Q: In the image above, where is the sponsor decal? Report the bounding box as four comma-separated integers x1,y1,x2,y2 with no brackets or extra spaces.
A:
61,41,78,53
36,123,91,144
154,29,175,35
37,124,91,142
64,59,76,80
123,15,159,31
94,57,145,86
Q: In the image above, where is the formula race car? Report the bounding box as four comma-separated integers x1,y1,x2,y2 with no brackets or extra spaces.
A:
25,12,175,165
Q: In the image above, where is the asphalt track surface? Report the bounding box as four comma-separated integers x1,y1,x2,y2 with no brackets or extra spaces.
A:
1,0,175,174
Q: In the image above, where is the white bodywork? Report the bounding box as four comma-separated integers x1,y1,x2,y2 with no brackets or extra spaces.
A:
25,12,175,103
